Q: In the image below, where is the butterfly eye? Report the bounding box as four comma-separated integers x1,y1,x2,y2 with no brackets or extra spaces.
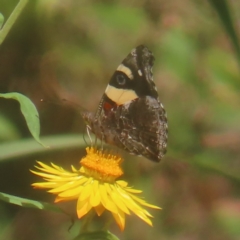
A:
116,74,126,85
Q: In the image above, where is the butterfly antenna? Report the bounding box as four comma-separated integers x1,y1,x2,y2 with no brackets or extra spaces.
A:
41,98,87,113
40,98,64,107
61,98,86,111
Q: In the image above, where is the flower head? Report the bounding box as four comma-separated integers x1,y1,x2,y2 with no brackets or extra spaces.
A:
31,147,160,230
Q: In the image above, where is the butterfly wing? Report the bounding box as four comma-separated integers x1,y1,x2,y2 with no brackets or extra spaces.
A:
82,45,168,162
111,96,167,161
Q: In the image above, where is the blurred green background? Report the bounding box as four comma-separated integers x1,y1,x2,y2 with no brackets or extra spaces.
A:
0,0,240,239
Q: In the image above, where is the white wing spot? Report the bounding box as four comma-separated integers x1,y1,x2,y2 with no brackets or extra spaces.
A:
131,49,137,56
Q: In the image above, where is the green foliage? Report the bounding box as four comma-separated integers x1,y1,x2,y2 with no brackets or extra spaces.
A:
208,0,240,65
0,192,63,213
0,93,44,147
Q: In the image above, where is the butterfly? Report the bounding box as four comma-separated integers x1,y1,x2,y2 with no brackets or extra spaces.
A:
82,45,168,162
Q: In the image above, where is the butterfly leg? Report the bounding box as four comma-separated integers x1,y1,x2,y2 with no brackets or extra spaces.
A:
86,125,93,146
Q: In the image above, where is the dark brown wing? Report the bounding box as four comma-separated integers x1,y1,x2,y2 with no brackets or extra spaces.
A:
112,96,167,162
82,96,167,162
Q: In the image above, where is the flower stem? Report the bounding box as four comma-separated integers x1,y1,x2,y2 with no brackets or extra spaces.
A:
79,210,95,233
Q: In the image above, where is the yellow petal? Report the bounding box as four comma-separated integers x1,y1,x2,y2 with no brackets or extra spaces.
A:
79,178,93,201
30,170,61,180
35,163,73,176
90,180,101,207
116,180,128,187
48,175,81,182
94,204,105,216
57,185,83,198
99,183,118,214
32,171,78,183
125,187,142,194
31,182,58,188
35,162,72,176
115,185,153,224
48,177,87,194
109,185,130,215
77,198,92,218
36,163,62,174
55,195,78,203
134,211,153,226
71,165,79,172
111,210,125,231
51,162,67,172
130,194,161,209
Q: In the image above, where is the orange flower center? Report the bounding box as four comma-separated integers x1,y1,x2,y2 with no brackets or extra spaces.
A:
80,147,123,182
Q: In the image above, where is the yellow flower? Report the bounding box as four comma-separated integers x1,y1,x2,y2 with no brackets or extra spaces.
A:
31,147,160,230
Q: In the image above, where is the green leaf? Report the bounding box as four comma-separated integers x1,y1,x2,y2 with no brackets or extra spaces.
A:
208,0,240,66
0,92,45,147
74,230,119,240
0,13,4,29
0,191,63,213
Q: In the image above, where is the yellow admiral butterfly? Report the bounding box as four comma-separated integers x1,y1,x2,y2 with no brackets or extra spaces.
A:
82,45,168,162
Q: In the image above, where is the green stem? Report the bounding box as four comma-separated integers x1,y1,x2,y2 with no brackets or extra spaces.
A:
79,210,95,234
0,0,29,45
0,135,86,162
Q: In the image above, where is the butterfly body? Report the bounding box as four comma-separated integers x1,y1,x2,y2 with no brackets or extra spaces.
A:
82,45,168,162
